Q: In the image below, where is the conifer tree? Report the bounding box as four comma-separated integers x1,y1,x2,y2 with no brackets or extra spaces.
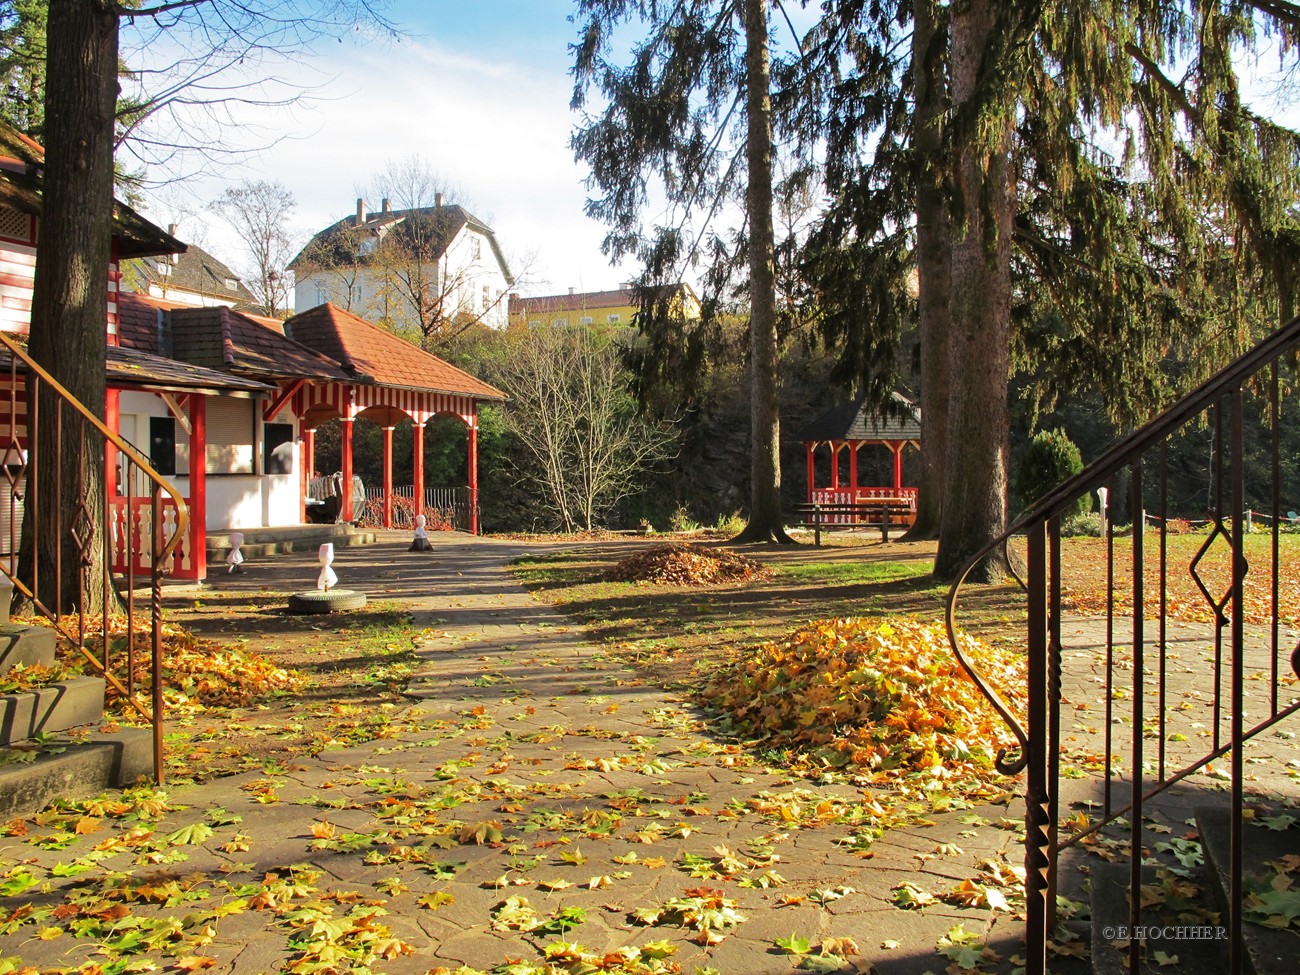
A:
571,0,794,543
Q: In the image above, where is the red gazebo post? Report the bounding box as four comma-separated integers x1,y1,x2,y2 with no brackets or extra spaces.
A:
188,394,207,580
829,440,840,490
301,426,315,522
849,441,859,493
468,412,479,535
339,388,355,524
413,421,425,522
891,441,903,491
381,425,394,527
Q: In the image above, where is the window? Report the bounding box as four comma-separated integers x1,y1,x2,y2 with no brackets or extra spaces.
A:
315,283,328,306
471,237,482,261
580,316,593,325
205,398,255,474
149,417,176,476
553,318,568,327
607,314,621,324
529,320,542,328
481,285,490,311
264,423,295,475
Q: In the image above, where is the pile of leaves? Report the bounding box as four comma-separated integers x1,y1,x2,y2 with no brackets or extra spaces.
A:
53,617,304,712
702,617,1026,789
605,543,772,586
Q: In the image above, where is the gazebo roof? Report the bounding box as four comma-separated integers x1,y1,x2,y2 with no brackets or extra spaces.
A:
795,392,922,443
284,303,506,402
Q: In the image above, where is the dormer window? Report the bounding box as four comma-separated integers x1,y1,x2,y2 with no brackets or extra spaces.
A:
157,261,172,277
225,278,238,290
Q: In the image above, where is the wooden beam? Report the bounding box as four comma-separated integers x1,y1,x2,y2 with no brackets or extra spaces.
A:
158,393,192,435
263,378,305,422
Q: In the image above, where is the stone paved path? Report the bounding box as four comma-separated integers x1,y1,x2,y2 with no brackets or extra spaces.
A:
0,534,1028,975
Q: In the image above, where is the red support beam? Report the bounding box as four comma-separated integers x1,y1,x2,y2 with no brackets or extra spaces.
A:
805,443,815,502
830,441,840,489
263,378,305,422
849,441,859,493
412,422,425,521
105,389,120,497
301,427,315,523
382,426,394,528
468,413,479,535
188,394,207,582
891,441,903,491
340,418,354,524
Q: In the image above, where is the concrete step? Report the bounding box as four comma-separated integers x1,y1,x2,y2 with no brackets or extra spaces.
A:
0,579,11,625
1196,805,1300,975
206,524,378,561
1090,860,1229,975
0,621,56,673
0,727,153,817
0,677,106,746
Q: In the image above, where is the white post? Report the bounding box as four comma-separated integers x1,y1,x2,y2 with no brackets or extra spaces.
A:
316,543,337,592
1096,486,1109,536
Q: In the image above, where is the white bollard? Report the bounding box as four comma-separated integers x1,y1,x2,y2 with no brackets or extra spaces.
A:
410,513,432,552
316,543,337,592
225,532,245,573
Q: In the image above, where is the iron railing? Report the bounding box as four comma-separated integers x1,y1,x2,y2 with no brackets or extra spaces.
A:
947,315,1300,974
0,332,187,785
359,484,472,532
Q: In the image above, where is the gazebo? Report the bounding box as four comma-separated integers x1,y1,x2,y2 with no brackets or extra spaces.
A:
794,392,921,524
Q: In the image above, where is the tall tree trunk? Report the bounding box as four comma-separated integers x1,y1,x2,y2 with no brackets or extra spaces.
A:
933,0,1012,581
18,0,118,614
734,0,792,544
905,0,950,540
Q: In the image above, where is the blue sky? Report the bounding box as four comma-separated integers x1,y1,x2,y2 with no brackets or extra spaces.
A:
133,1,633,302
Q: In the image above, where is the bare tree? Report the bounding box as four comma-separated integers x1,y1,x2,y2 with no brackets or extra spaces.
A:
497,325,675,532
294,157,524,346
212,178,298,317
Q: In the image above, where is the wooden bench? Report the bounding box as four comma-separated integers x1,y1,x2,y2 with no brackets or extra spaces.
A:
793,500,910,545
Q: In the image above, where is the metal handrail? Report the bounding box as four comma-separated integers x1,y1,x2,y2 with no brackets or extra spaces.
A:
0,330,188,783
945,312,1300,975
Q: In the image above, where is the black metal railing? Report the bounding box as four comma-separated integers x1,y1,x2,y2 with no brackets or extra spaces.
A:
1,332,187,784
947,315,1300,974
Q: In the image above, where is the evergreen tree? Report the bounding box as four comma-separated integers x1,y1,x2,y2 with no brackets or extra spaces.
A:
571,0,794,543
788,1,1300,580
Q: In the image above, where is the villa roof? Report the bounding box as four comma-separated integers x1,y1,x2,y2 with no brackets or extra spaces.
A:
121,243,257,305
794,392,922,443
284,303,505,401
508,284,694,317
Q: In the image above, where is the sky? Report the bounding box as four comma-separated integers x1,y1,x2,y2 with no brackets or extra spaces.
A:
127,1,637,302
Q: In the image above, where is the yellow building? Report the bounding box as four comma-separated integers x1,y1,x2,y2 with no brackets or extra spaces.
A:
507,283,700,329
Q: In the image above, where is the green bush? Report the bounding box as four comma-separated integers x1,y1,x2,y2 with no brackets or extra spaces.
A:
1015,428,1088,517
1060,512,1103,537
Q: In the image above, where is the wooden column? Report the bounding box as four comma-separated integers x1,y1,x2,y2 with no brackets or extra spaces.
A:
829,441,840,489
805,443,815,502
412,422,425,520
468,412,479,535
849,441,859,492
382,426,394,527
301,427,316,522
105,388,120,496
891,441,903,491
340,417,354,524
188,394,207,582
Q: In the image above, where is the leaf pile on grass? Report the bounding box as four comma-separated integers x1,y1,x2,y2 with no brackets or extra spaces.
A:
605,543,772,586
56,618,304,712
702,617,1025,790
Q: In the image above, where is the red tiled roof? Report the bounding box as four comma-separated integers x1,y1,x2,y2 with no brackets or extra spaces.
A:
284,303,506,401
169,306,354,381
509,288,636,315
116,291,192,352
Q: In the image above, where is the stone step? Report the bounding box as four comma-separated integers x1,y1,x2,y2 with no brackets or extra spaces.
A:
206,524,378,562
0,621,56,674
1196,805,1300,975
0,727,153,817
1090,860,1229,975
0,579,11,626
0,677,106,746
